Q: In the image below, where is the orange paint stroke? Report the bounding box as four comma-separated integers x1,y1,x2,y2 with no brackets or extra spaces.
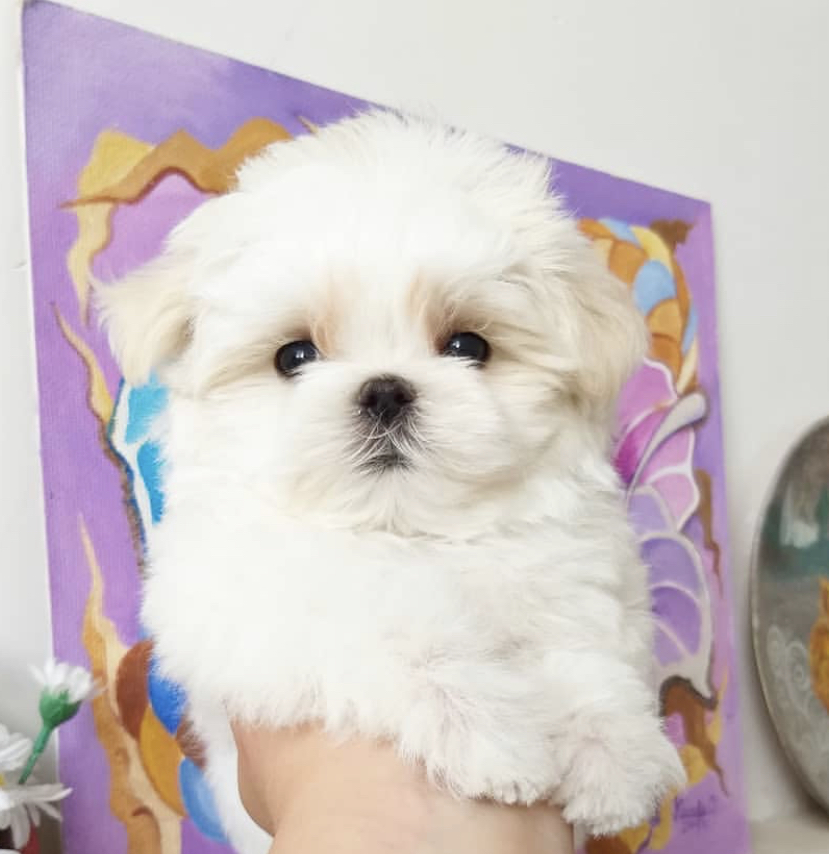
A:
54,307,114,428
68,118,292,207
810,578,829,714
694,468,722,592
66,130,154,322
580,218,697,389
81,517,182,854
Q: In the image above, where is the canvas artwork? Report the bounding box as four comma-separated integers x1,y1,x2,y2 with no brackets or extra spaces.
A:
21,3,749,853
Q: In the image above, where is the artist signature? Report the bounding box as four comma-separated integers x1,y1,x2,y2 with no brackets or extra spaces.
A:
673,794,719,832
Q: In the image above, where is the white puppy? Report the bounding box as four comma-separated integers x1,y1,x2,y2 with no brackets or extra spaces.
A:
99,111,685,851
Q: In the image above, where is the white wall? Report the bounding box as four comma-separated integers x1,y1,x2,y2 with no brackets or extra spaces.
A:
0,0,55,781
3,0,829,824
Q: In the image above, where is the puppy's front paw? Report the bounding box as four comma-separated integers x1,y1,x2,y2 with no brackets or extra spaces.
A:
483,778,547,806
438,740,562,807
420,723,562,807
557,715,686,836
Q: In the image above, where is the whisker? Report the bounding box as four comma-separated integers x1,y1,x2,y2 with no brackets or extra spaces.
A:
348,409,424,473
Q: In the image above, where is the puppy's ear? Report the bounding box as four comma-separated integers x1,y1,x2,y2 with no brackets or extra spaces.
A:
568,247,647,413
96,249,194,386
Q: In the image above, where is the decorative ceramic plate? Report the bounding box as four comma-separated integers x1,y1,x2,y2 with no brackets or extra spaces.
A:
752,417,829,811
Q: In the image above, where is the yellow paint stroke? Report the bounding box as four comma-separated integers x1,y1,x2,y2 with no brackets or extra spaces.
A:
55,308,114,428
647,298,684,342
648,796,675,849
81,517,182,854
67,131,154,322
69,118,292,207
707,670,727,746
630,225,673,271
677,337,698,395
298,115,319,134
139,709,187,816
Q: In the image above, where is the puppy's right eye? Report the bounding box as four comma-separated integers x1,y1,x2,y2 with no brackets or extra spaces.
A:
275,340,319,376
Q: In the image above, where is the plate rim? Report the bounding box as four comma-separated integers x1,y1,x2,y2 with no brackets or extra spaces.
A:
749,414,829,814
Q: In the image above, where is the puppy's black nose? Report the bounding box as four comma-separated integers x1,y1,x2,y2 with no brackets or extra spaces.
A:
358,376,416,423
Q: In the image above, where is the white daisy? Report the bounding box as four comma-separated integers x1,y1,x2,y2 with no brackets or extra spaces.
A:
19,660,99,786
0,782,71,849
30,659,96,705
0,726,32,777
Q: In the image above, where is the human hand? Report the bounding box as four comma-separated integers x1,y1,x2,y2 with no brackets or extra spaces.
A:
232,722,574,854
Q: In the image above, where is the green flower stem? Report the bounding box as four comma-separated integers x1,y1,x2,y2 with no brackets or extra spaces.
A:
39,690,81,729
18,723,55,785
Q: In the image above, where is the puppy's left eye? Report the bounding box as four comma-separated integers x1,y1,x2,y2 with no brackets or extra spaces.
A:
441,332,490,364
275,340,319,376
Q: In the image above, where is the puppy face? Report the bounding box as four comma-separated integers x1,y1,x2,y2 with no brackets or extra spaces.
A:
99,112,645,535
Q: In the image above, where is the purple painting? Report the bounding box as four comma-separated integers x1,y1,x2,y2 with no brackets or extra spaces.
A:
21,3,749,853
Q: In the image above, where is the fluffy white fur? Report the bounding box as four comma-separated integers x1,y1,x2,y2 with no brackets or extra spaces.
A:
98,110,685,850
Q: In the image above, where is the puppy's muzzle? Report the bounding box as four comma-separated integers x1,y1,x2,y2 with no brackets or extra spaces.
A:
358,375,416,425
